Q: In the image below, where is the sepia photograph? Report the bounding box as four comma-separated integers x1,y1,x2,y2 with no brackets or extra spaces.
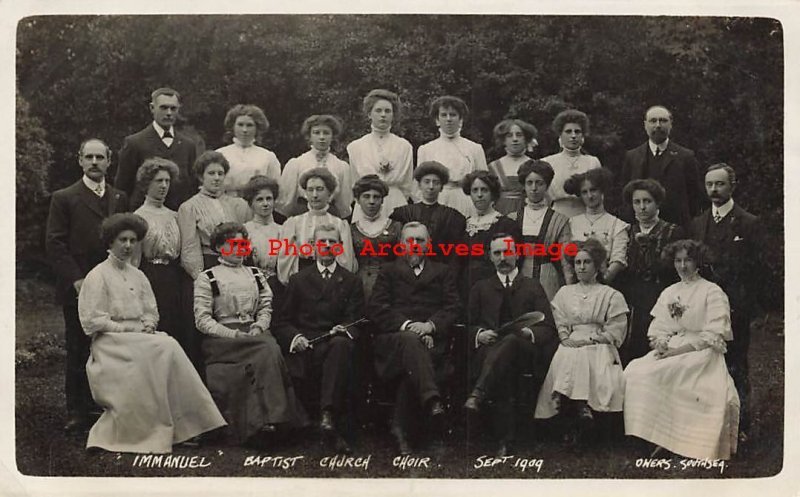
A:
7,3,792,495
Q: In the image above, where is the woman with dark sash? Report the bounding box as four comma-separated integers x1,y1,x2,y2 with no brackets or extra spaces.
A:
509,159,574,301
487,119,538,215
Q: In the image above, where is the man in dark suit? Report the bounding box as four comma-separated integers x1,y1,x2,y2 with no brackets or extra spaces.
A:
368,221,461,454
274,223,365,452
45,138,129,431
114,87,198,209
464,234,558,456
390,161,466,266
620,105,702,227
688,163,764,441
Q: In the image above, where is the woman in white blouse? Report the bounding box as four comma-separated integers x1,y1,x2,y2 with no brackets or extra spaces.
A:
347,89,413,222
277,115,353,218
242,175,282,280
417,95,488,217
564,167,628,286
216,104,282,197
542,110,602,218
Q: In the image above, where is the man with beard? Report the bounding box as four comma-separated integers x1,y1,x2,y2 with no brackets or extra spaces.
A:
464,234,558,456
46,138,129,432
620,105,702,227
368,221,461,454
114,87,199,209
688,163,764,443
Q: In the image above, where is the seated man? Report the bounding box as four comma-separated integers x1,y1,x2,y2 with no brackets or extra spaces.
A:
368,221,461,454
465,234,558,456
274,223,365,453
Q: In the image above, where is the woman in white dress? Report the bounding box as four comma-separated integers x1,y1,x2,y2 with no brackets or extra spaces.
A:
347,89,413,222
216,104,282,197
565,167,628,285
417,95,487,217
277,167,356,285
543,109,602,218
535,239,628,440
277,114,353,218
487,118,538,215
78,213,226,453
624,240,739,460
242,175,282,280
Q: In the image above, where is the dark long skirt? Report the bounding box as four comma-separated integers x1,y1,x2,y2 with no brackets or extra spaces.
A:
202,330,306,443
140,260,185,344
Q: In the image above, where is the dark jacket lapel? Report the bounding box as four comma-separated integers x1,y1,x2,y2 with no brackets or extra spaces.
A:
76,181,107,218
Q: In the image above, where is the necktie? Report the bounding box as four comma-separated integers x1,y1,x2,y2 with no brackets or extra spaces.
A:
163,130,173,139
505,275,512,288
412,264,421,276
654,148,661,158
713,212,722,223
322,268,331,280
94,185,103,197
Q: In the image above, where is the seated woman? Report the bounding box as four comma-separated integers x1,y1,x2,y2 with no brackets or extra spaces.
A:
535,239,628,440
624,240,739,460
277,114,353,218
487,118,538,215
242,175,283,281
78,213,226,453
349,174,402,300
619,179,684,364
216,104,282,197
277,167,357,285
194,222,305,445
564,167,628,286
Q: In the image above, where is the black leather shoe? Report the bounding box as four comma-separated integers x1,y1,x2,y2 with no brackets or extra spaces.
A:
429,399,445,418
63,414,87,433
320,410,335,432
464,395,481,412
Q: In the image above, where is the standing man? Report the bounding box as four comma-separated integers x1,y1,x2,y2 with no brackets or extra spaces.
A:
274,224,365,453
464,234,558,456
115,87,198,209
46,138,129,432
620,105,702,227
368,222,461,454
688,163,764,441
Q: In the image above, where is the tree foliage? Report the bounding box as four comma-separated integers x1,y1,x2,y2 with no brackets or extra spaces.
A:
16,15,784,306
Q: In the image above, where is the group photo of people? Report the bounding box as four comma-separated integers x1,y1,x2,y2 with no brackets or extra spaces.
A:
14,14,783,481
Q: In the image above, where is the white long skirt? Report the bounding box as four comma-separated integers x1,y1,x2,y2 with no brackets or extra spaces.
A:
86,332,226,453
623,346,739,460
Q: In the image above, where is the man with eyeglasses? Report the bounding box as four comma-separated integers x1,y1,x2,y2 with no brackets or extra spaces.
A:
114,87,199,209
620,105,702,227
46,138,129,432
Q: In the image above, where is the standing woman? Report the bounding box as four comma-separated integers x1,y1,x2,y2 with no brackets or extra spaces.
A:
619,179,684,364
277,115,353,218
487,119,538,215
543,110,602,218
417,95,488,218
350,174,402,300
509,160,573,301
178,151,250,280
535,239,628,439
460,170,520,300
564,168,628,286
347,89,414,222
133,158,186,350
242,175,283,281
277,167,357,285
216,104,282,197
79,213,226,453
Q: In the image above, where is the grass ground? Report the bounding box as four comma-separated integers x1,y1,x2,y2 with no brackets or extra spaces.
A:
15,275,784,479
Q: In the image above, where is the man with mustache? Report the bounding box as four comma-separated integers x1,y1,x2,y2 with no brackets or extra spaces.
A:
114,87,199,209
368,221,461,454
688,163,764,443
464,234,557,456
620,105,702,227
46,138,129,432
